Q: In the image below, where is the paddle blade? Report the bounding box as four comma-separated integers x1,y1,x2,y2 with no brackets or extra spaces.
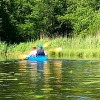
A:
43,41,51,47
18,54,29,59
55,47,62,52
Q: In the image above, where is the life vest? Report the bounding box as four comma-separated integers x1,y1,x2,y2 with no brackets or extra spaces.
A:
36,49,45,56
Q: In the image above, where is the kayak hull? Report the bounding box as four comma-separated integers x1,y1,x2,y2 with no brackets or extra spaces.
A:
27,56,48,61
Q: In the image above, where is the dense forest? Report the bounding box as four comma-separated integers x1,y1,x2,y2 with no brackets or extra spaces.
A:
0,0,100,43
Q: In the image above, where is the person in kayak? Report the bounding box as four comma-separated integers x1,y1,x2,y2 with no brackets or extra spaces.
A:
29,46,37,57
36,45,47,56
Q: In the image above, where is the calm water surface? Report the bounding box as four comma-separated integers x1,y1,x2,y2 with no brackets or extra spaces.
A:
0,58,100,100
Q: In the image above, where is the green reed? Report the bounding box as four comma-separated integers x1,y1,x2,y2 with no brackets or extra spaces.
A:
0,42,7,54
6,38,50,55
49,36,100,59
0,36,100,59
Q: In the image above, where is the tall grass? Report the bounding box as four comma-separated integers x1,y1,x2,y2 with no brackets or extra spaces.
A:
0,36,100,59
6,38,50,55
0,42,7,54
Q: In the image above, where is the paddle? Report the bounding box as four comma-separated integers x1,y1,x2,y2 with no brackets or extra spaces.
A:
49,47,62,52
18,41,51,60
18,54,29,60
43,41,51,48
55,47,62,52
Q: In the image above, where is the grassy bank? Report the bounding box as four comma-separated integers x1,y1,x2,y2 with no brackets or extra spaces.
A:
0,36,100,60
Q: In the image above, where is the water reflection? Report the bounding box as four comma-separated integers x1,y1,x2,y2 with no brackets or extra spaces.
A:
0,59,100,99
18,60,63,98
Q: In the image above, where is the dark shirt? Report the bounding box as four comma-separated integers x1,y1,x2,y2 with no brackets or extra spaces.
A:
36,49,45,56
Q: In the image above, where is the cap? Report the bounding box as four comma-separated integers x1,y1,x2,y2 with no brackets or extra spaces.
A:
39,44,43,48
32,46,36,49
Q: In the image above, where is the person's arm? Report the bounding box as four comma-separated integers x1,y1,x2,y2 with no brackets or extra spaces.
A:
44,51,48,56
29,51,32,56
33,50,37,57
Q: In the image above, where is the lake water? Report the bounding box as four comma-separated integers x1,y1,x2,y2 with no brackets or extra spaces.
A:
0,58,100,100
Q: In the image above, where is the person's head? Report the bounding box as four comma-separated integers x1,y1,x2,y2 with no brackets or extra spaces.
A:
39,44,43,49
32,46,36,50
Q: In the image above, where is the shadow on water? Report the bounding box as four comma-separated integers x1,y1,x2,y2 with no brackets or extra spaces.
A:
0,57,100,99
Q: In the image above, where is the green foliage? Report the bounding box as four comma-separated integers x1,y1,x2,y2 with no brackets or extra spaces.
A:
58,0,100,37
0,0,100,43
0,42,7,54
1,36,100,59
88,10,100,35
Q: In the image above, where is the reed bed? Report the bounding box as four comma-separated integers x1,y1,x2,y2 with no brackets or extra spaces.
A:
0,42,7,55
0,36,100,60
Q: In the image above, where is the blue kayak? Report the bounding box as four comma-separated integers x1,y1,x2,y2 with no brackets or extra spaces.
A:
27,56,48,61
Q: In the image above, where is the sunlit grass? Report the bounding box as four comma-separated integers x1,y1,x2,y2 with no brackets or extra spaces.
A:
0,42,7,54
0,36,100,60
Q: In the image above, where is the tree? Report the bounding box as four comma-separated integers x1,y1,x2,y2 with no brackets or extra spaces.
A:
58,0,100,37
0,0,100,43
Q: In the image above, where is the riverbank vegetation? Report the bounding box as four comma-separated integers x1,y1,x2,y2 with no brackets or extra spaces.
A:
0,0,100,60
0,36,100,60
0,0,100,43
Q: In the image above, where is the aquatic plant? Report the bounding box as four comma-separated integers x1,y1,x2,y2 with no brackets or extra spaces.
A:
0,36,100,59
